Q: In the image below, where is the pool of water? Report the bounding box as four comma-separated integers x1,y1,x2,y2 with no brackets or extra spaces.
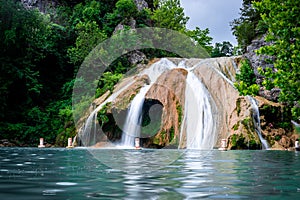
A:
0,148,300,199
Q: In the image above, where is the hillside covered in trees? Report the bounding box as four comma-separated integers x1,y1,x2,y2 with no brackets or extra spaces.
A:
0,0,217,146
0,0,299,147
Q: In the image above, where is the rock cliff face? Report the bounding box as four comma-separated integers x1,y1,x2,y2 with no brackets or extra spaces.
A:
244,35,280,102
144,68,187,147
191,57,261,149
134,0,148,11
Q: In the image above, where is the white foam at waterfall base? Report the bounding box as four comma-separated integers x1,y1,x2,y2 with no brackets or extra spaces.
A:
121,85,151,147
183,72,217,149
248,96,269,149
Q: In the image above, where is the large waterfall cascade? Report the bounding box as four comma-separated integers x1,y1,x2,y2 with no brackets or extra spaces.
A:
79,57,267,149
184,72,217,149
120,58,218,149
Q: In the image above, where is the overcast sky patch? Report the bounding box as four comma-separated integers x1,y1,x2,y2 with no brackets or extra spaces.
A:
180,0,242,45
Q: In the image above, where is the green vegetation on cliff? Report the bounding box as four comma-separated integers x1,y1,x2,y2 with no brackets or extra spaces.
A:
254,0,300,120
0,0,214,146
232,0,299,121
234,59,259,96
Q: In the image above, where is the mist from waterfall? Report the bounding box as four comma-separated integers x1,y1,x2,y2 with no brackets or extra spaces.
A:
121,85,151,147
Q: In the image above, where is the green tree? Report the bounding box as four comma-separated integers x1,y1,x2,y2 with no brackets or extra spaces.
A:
147,0,212,56
68,21,107,65
151,0,188,32
254,0,300,120
186,27,213,53
234,59,260,96
230,0,266,52
211,41,234,57
0,0,75,145
0,0,52,122
115,0,138,19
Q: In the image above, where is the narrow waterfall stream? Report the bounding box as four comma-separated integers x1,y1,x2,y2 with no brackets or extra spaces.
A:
121,85,151,147
249,96,269,149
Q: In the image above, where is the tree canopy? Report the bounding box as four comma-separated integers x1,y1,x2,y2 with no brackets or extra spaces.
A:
232,0,299,120
0,0,215,146
254,0,300,120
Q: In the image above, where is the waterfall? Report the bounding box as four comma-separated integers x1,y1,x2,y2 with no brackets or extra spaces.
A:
141,58,176,82
183,71,217,149
79,79,135,146
249,96,269,149
79,57,257,150
120,58,175,147
121,85,151,147
120,59,218,149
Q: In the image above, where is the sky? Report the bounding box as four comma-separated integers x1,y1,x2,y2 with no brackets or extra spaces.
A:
180,0,242,46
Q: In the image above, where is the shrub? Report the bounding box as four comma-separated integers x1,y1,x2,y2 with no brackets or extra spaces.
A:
234,59,259,96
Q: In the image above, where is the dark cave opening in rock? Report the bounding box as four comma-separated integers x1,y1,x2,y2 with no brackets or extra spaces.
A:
140,99,163,147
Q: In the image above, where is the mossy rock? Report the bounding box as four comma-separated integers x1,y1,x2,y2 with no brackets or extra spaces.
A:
229,133,261,150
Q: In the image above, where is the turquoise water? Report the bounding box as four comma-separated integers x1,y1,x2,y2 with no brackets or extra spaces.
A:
0,148,300,199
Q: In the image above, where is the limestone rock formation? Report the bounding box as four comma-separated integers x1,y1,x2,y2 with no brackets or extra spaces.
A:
81,56,296,150
128,50,147,65
80,57,266,149
244,35,274,84
144,68,187,148
192,57,261,149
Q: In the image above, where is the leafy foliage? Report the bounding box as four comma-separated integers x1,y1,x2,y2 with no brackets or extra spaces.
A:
211,41,234,57
115,0,138,19
0,0,74,145
230,0,266,52
147,0,213,56
186,27,213,54
68,21,107,65
234,59,260,96
254,0,300,120
95,72,123,98
0,0,216,146
151,0,188,32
